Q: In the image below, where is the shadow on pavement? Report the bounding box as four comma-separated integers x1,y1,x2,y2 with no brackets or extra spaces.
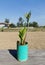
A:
8,49,17,60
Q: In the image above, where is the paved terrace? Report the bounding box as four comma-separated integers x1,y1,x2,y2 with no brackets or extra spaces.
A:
0,50,45,65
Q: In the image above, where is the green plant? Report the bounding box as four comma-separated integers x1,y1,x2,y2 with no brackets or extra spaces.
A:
18,11,31,45
25,11,31,27
19,27,27,45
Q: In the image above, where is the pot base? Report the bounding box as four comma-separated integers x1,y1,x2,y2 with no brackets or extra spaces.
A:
18,58,28,62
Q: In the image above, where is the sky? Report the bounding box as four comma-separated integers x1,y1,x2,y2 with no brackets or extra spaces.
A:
0,0,45,26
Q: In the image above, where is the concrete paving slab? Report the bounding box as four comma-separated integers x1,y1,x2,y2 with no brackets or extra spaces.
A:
0,50,45,65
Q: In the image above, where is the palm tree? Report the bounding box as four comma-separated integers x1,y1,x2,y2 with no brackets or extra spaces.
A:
18,17,24,27
4,18,9,28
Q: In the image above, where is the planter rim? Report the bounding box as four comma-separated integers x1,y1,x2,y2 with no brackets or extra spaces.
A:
17,41,28,46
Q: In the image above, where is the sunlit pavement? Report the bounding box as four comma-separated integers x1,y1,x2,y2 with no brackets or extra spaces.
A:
0,50,45,65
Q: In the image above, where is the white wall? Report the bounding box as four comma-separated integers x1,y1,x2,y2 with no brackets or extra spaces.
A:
0,25,5,28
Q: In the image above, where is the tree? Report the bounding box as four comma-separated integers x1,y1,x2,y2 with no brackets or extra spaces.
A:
17,22,20,27
29,22,33,27
18,17,24,27
9,23,16,28
4,18,9,28
5,19,9,23
32,21,38,27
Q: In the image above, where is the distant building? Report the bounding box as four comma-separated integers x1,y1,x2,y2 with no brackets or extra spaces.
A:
0,23,10,28
0,23,5,28
29,27,34,29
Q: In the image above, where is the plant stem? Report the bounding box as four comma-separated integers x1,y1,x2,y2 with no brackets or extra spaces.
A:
23,20,29,44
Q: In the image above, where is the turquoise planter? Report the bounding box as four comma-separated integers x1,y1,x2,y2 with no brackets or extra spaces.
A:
17,42,28,62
